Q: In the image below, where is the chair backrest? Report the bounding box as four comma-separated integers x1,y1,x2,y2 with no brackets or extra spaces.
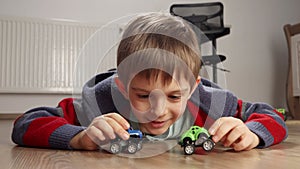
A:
170,2,224,31
283,23,300,119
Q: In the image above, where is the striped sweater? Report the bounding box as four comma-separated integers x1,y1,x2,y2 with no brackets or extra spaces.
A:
11,71,288,149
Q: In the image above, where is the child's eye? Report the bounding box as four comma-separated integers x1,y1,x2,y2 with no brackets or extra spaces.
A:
137,94,149,99
168,95,181,100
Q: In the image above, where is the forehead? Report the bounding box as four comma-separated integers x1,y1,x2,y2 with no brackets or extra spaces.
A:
128,70,191,91
117,47,199,87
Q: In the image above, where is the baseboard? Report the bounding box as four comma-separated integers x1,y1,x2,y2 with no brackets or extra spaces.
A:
0,114,21,120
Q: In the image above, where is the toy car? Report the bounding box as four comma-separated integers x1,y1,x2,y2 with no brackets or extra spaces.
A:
109,127,143,154
178,126,215,155
276,108,287,121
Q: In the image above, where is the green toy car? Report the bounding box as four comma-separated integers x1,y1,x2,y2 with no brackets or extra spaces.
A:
178,126,215,155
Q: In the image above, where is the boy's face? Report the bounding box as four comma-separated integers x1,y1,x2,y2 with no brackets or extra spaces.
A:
116,73,199,135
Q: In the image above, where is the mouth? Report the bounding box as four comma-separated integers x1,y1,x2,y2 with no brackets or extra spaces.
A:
150,120,167,128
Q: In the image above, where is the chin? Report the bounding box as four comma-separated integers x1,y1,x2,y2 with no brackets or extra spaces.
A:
144,126,169,135
150,129,166,135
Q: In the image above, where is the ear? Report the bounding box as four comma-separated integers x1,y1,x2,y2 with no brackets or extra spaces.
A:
188,76,201,99
114,77,129,99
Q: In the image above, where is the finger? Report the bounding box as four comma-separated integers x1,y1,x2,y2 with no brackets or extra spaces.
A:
223,125,245,147
211,117,245,143
103,113,130,129
208,118,223,135
92,116,116,139
104,116,130,140
85,126,106,144
234,133,260,151
220,133,230,146
220,136,226,144
210,120,235,143
231,137,249,151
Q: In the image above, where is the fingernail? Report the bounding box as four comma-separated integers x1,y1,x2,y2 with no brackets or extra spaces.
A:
110,133,116,139
125,123,130,129
213,135,218,142
209,128,215,135
123,132,129,140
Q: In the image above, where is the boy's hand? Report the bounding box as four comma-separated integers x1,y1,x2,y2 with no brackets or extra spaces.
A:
208,117,260,151
70,113,130,150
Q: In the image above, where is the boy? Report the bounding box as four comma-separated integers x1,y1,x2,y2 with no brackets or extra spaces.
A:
12,12,287,152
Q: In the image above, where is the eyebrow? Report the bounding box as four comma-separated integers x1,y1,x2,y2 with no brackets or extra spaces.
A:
130,87,189,94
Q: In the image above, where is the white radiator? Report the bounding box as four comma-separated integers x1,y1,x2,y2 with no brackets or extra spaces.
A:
0,16,120,94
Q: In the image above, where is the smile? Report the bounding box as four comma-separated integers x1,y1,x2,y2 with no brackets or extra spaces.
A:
150,120,167,128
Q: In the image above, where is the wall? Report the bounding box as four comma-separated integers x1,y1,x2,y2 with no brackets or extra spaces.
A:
220,0,300,106
1,0,300,114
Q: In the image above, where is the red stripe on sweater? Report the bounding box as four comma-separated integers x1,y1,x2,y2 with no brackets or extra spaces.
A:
23,117,68,147
58,98,78,125
246,113,286,145
187,101,215,128
23,98,78,147
234,100,243,118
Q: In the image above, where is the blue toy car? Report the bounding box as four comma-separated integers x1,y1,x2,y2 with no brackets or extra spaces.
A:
110,127,143,154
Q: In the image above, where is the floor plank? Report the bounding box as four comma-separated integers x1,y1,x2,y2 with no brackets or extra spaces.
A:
1,120,299,169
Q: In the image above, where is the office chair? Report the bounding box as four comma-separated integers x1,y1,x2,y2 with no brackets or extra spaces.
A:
170,2,230,83
284,23,300,119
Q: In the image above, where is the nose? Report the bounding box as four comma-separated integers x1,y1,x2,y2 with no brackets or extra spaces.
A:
148,89,166,119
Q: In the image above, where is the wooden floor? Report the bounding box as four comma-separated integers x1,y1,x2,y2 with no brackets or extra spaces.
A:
1,120,300,169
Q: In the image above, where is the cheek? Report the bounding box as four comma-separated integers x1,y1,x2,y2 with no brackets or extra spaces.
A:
128,96,151,121
128,92,147,109
129,98,150,112
170,100,188,118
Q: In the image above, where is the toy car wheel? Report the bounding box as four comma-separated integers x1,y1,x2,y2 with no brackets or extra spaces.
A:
110,142,121,154
127,142,138,154
202,139,214,151
184,143,195,155
137,141,143,150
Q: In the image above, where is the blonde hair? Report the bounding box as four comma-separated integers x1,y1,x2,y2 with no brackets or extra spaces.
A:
117,12,201,87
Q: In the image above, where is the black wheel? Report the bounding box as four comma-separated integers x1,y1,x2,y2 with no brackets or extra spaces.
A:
184,143,195,155
202,139,214,151
110,142,121,154
127,142,138,154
